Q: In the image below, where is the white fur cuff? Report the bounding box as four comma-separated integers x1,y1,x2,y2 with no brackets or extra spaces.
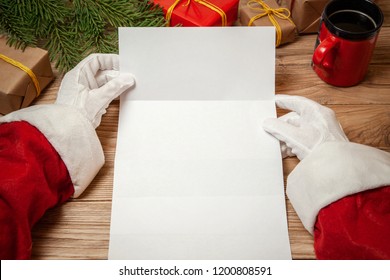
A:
0,104,104,197
287,141,390,234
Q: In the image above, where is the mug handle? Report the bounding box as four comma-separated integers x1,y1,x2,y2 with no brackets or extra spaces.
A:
312,36,339,70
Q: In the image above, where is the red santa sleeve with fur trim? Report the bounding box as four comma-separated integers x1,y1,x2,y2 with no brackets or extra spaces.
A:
314,185,390,259
287,141,390,260
0,121,74,259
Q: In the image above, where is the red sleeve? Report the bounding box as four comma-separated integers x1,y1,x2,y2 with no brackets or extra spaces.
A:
0,121,74,259
314,185,390,259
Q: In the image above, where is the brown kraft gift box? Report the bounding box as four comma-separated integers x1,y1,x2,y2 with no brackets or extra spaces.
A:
280,0,330,34
0,37,54,115
240,0,297,46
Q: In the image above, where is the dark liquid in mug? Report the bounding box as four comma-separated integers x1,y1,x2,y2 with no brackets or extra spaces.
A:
329,10,377,33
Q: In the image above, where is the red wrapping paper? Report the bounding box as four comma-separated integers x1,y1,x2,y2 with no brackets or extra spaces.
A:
153,0,239,26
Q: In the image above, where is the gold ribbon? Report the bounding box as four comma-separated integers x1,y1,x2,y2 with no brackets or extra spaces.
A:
0,53,41,97
166,0,227,26
247,0,295,47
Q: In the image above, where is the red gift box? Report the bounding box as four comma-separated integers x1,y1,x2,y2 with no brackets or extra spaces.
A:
153,0,239,26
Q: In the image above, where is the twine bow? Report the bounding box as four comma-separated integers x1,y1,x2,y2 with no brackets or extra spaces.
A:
247,0,295,47
166,0,227,26
0,53,41,97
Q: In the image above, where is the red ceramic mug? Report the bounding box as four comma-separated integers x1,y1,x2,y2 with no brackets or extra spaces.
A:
312,0,383,87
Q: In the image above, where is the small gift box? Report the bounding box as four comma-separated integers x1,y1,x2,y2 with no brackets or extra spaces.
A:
275,0,293,10
240,0,297,47
285,0,329,34
0,37,54,115
153,0,239,26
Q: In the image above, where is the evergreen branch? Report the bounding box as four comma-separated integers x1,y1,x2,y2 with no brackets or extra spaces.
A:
45,22,82,73
0,0,166,73
94,0,133,27
0,1,37,48
127,0,167,27
27,0,70,38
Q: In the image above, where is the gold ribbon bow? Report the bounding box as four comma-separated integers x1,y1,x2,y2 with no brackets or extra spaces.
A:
166,0,227,26
0,53,41,97
247,0,295,47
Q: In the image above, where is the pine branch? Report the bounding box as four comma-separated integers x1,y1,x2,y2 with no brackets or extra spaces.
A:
0,0,166,73
127,0,167,27
0,1,37,48
94,0,133,27
27,0,69,38
44,22,82,73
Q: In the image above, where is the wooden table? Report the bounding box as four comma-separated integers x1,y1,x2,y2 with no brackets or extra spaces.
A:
30,1,390,259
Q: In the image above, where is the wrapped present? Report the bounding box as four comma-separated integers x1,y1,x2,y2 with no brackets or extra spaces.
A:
275,0,293,10
0,37,54,115
285,0,330,34
153,0,239,26
240,0,297,47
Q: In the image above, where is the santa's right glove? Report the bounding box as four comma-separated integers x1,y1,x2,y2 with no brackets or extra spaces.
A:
1,53,135,197
263,95,390,259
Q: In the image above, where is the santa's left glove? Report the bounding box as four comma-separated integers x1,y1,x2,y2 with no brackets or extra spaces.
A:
0,54,135,197
263,95,390,235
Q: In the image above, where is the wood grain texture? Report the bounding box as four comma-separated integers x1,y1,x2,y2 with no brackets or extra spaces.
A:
30,1,390,259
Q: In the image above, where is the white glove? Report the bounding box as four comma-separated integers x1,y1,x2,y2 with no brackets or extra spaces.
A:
56,53,135,128
263,96,390,235
263,95,349,160
0,53,135,197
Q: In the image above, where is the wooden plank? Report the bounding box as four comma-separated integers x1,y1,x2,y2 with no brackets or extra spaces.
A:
31,201,111,259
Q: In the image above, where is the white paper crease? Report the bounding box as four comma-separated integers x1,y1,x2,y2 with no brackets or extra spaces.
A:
109,27,291,260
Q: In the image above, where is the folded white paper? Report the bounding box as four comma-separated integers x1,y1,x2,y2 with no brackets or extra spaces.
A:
109,27,291,259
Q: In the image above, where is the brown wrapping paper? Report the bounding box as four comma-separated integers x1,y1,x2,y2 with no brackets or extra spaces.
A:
286,0,330,34
0,37,54,115
240,0,297,46
276,0,293,10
